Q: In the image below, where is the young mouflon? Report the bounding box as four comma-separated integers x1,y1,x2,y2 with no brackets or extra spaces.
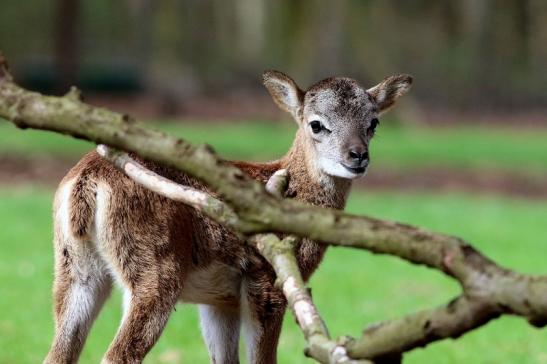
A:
44,71,412,364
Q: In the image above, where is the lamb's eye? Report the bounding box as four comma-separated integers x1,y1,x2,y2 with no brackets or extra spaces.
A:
309,120,323,134
369,118,379,132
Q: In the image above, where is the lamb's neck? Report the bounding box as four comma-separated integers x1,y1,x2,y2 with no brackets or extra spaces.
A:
279,131,351,210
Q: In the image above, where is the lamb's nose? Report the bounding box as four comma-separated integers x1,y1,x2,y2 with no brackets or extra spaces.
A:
348,148,368,164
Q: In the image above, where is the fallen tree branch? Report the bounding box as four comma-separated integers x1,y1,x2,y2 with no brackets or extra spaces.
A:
1,53,546,362
95,145,260,233
253,234,366,364
257,171,362,363
97,146,547,360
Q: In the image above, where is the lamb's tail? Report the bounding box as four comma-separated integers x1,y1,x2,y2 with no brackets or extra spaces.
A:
69,173,97,239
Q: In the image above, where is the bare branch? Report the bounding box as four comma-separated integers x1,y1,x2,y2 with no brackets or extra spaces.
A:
253,234,367,364
97,146,547,360
260,171,364,363
346,243,547,358
96,144,260,233
346,295,496,359
265,169,289,198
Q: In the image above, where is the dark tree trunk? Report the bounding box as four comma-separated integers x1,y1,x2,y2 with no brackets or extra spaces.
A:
54,0,81,94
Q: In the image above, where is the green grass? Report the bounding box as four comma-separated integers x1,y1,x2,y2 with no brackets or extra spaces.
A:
1,187,546,363
2,118,547,176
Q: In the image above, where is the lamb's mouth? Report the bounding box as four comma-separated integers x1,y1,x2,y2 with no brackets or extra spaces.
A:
341,164,367,175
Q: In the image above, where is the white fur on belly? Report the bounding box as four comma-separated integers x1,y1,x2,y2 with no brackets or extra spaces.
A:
180,263,241,306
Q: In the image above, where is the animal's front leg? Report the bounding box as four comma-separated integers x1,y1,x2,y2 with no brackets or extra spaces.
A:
102,284,180,363
241,278,286,364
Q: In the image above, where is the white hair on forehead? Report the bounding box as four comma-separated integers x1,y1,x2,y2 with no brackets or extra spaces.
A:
305,86,375,121
313,88,337,106
352,85,366,97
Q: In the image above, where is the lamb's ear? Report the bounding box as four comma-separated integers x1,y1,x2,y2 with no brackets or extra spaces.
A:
367,74,413,113
262,70,304,120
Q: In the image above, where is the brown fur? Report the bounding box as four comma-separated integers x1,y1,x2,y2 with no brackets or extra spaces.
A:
44,70,411,364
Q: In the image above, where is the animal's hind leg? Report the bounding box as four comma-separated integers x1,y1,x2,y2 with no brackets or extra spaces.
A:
44,235,112,364
199,304,241,364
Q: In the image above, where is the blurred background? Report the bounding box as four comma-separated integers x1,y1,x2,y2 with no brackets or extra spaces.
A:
2,0,547,120
0,1,546,363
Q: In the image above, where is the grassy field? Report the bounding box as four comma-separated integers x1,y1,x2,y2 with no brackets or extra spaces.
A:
0,187,546,363
2,118,547,176
1,117,546,363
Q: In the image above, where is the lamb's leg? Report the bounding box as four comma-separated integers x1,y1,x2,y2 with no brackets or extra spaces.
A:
102,281,180,364
241,279,286,364
199,304,241,364
44,235,112,364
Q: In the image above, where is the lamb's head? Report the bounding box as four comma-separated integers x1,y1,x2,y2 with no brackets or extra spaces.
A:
263,70,412,179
